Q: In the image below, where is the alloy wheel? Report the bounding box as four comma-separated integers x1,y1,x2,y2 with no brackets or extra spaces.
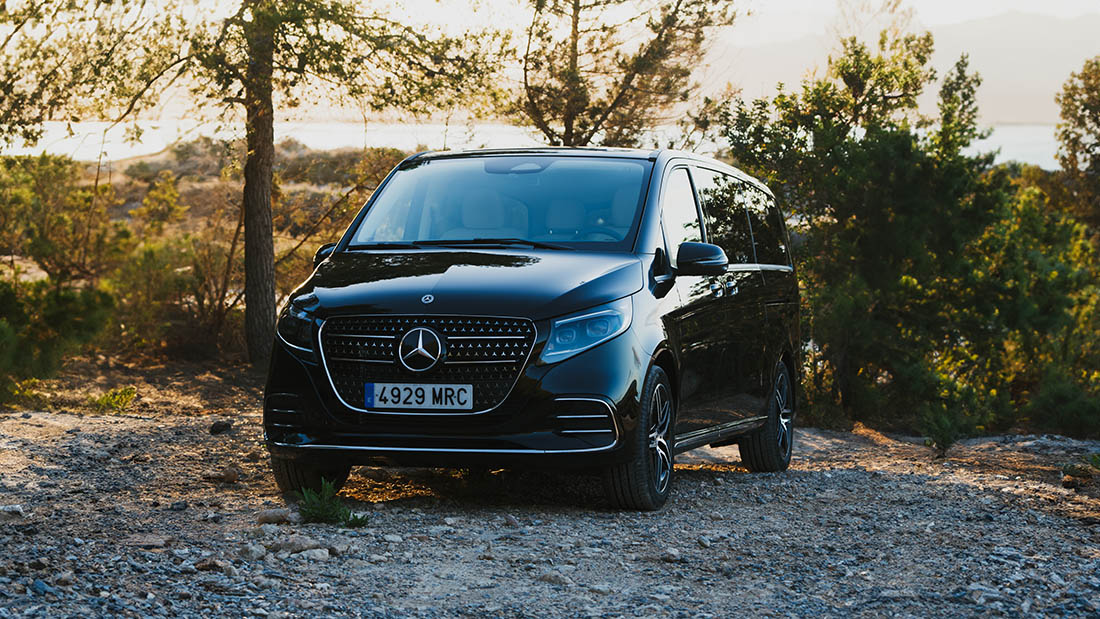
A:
775,368,793,460
648,383,673,494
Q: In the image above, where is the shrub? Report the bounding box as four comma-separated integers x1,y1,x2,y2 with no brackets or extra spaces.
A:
0,279,113,403
1025,369,1100,438
89,386,137,413
106,238,192,351
8,378,48,409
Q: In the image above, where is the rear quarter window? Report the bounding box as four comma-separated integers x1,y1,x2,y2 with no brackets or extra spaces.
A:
745,188,790,266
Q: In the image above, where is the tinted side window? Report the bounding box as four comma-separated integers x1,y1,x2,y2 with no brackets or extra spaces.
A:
744,187,789,265
661,168,702,266
693,168,754,263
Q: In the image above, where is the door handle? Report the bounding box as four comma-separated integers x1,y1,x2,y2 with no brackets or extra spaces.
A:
709,282,723,298
724,281,738,295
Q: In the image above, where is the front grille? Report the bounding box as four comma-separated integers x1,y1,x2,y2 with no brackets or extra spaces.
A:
320,315,536,413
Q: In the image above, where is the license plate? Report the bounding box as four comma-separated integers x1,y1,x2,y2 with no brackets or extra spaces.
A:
366,383,474,410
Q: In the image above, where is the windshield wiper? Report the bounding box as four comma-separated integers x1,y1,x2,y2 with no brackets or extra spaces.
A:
414,238,569,250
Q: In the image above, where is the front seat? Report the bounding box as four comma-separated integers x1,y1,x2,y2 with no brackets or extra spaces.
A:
608,185,639,239
440,188,524,240
536,199,585,241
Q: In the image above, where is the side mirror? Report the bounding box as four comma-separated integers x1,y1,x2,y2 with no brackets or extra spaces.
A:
676,242,728,276
313,242,336,268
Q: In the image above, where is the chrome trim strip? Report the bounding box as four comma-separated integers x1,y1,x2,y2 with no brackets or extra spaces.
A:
554,414,610,419
726,263,793,273
725,264,761,273
554,397,620,441
269,408,298,415
673,416,768,452
318,314,538,416
327,333,396,340
270,441,617,455
560,429,614,435
328,356,392,364
447,335,526,340
445,359,518,365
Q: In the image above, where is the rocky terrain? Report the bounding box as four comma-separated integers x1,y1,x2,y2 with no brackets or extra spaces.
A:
1,359,1098,617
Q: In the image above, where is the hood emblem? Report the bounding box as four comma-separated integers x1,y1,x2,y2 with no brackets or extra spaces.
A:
421,294,434,304
398,327,443,372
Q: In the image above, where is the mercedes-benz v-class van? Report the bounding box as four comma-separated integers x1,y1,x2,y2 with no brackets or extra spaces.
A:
264,148,799,510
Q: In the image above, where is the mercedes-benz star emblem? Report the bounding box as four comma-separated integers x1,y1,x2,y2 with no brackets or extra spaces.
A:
421,294,434,304
397,327,443,372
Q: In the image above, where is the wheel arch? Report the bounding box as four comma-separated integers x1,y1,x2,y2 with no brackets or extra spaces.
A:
650,345,678,409
778,348,799,416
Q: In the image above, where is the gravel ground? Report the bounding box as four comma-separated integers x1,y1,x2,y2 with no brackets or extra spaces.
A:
1,359,1099,617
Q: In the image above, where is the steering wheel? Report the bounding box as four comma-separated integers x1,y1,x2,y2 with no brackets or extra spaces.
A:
579,226,622,241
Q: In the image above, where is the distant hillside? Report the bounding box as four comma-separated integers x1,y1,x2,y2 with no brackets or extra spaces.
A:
706,11,1100,125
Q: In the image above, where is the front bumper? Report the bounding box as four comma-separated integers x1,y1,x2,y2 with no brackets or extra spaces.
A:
263,323,646,468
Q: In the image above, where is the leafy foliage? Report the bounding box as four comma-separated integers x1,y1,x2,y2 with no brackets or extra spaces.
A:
0,1,188,146
0,280,113,403
130,171,189,237
519,0,737,146
2,155,133,285
297,478,368,528
1055,56,1100,233
89,386,138,413
719,31,1100,446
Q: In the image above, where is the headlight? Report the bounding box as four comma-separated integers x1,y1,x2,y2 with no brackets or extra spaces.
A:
277,303,315,351
541,297,632,364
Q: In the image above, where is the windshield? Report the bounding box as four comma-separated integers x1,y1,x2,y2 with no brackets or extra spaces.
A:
348,155,652,251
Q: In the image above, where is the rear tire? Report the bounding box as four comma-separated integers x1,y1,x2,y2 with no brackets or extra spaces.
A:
603,365,674,511
739,362,794,472
270,457,351,499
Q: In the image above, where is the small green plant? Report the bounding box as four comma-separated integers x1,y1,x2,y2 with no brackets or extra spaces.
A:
9,378,49,409
344,512,370,528
89,385,137,413
296,478,368,528
1090,453,1100,470
921,404,964,457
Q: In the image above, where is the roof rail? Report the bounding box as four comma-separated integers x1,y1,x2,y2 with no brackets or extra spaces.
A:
397,150,434,169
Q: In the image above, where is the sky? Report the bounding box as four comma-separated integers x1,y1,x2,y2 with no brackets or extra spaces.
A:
726,0,1100,45
400,0,1100,43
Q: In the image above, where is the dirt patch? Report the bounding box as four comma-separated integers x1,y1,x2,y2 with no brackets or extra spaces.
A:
0,361,1098,617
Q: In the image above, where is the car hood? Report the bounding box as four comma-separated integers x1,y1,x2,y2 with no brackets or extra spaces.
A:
299,249,644,321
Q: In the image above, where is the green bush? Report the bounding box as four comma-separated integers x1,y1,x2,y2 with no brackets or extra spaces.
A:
1025,370,1100,438
0,279,113,403
89,385,137,413
106,238,192,351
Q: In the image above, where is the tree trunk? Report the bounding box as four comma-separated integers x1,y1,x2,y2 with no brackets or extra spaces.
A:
562,0,581,146
242,9,277,367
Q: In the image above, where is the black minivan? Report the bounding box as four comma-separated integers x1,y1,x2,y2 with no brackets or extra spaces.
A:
265,148,799,510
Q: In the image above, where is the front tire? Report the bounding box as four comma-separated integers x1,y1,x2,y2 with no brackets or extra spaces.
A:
603,365,674,510
270,456,352,499
739,362,794,472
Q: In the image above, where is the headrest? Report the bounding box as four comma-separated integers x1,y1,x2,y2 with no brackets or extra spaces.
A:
461,189,504,229
546,200,585,230
611,186,639,227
